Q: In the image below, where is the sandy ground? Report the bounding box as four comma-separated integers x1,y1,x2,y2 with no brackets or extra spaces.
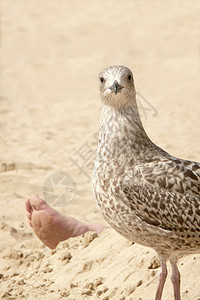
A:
0,0,200,299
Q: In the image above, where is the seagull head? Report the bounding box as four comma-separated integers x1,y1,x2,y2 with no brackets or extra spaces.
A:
99,65,136,109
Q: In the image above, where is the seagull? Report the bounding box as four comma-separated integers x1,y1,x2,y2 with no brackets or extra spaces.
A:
92,65,200,300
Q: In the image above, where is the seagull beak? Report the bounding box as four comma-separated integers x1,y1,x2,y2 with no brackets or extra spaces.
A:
110,80,123,95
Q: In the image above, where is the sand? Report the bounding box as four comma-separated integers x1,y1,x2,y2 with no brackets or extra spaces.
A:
0,0,200,299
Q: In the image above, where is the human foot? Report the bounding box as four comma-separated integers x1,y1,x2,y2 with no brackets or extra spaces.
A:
26,195,105,249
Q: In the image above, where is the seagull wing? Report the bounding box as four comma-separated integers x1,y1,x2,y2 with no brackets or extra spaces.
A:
121,158,200,240
138,156,200,197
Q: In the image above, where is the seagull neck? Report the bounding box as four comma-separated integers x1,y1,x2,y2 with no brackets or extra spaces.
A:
100,103,146,137
98,104,151,161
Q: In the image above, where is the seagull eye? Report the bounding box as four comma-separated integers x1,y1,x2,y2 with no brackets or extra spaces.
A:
100,76,104,83
128,74,132,81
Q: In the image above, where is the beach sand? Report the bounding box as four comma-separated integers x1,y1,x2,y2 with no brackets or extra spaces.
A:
0,1,200,299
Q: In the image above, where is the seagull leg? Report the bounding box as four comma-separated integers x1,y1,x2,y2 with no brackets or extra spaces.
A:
170,261,181,300
155,262,167,300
